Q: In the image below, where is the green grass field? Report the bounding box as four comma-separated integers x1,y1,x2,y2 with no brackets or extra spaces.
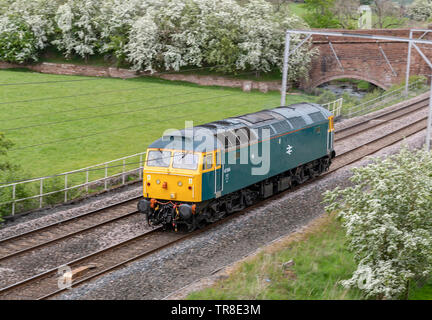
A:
0,69,315,178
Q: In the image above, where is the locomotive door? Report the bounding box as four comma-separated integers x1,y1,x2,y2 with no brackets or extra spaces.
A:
327,116,334,152
215,150,223,198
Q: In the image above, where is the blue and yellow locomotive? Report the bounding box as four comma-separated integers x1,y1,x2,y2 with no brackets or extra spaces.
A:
137,102,335,231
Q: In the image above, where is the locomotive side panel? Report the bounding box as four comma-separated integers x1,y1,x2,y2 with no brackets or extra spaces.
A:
205,120,331,200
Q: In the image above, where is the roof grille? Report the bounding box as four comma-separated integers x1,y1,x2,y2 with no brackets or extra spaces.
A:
287,116,306,129
238,111,275,124
271,121,292,134
255,125,275,138
308,112,325,122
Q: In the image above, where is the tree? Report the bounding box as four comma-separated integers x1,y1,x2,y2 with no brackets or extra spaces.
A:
331,0,361,29
0,0,55,63
53,0,103,61
0,133,31,219
370,0,404,28
408,0,432,22
302,0,341,28
124,0,316,77
323,147,432,299
99,0,153,66
125,0,204,73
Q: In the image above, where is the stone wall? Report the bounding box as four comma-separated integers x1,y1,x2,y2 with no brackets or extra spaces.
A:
0,61,138,79
158,73,282,93
0,61,282,93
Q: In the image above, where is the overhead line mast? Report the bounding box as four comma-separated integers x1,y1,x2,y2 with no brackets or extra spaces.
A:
281,29,432,151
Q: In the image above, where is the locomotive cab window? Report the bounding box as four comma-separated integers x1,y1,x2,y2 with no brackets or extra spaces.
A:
147,150,171,167
203,154,213,170
172,152,199,170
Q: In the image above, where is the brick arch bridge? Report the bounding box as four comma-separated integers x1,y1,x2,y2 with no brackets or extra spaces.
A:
300,29,432,90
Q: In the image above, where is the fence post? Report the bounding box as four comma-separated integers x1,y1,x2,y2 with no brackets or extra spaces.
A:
40,179,43,208
64,174,68,203
139,154,143,180
12,184,16,216
122,159,126,185
86,170,89,194
104,164,108,190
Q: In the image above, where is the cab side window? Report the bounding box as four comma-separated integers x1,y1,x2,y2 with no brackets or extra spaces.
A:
203,154,213,170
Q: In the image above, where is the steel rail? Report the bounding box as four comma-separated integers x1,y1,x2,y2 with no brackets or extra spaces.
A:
7,95,420,260
0,196,141,244
0,99,428,299
335,97,429,141
331,117,428,171
0,210,140,262
0,227,165,299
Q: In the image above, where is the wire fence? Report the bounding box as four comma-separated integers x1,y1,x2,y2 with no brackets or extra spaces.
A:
0,152,147,217
322,98,343,118
344,79,428,118
0,96,344,218
3,79,426,218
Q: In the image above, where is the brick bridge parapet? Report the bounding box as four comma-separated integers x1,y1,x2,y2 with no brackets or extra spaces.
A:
301,29,432,90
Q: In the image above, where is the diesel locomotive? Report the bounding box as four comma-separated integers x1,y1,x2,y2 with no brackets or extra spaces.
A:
137,102,335,231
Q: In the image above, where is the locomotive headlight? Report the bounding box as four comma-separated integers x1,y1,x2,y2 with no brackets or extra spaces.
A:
156,179,161,184
178,181,183,187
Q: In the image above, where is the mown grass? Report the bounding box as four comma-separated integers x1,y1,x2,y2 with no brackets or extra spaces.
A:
0,68,316,178
175,68,283,82
187,214,432,300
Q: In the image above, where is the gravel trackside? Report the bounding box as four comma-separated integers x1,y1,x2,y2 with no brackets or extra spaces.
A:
55,128,427,300
0,95,427,300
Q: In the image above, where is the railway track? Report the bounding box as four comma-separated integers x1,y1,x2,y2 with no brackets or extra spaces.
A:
0,228,182,300
0,198,141,262
0,95,428,300
335,96,429,141
331,116,428,171
1,94,426,255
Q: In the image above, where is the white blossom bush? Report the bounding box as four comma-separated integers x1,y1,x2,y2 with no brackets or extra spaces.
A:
190,0,244,73
53,0,103,60
237,0,315,80
125,0,210,72
323,147,432,299
99,0,152,63
124,13,163,73
0,0,315,79
124,0,315,78
408,0,432,22
0,0,55,63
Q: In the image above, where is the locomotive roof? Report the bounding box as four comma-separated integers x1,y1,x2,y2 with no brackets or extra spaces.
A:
149,102,332,152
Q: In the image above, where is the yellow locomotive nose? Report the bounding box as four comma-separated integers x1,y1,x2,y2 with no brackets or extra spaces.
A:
143,149,201,202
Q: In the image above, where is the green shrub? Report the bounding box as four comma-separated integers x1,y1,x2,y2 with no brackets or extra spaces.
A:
324,147,432,299
316,89,337,105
